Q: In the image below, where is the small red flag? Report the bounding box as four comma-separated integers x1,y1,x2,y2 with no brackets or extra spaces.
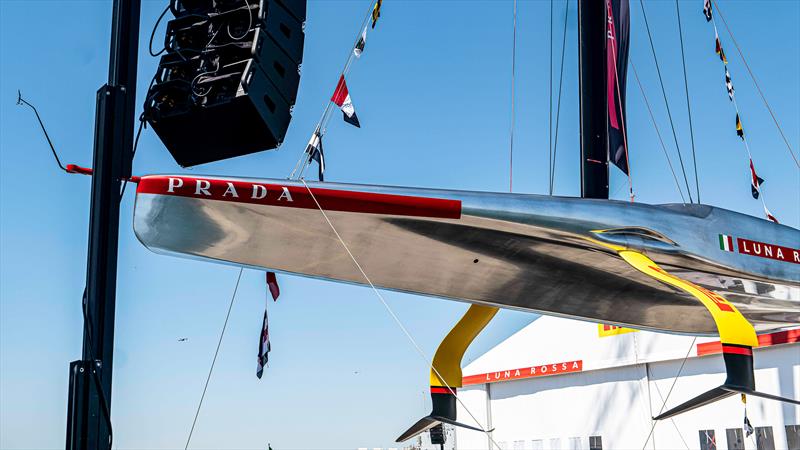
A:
266,272,280,301
763,205,779,224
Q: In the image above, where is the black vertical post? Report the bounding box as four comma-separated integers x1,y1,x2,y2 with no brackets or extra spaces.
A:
66,1,141,449
577,0,609,199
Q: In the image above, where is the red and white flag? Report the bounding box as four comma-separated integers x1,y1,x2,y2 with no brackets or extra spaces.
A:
763,205,779,224
749,159,765,200
331,75,361,128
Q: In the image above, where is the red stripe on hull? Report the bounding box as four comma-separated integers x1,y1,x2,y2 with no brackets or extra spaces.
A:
136,176,462,219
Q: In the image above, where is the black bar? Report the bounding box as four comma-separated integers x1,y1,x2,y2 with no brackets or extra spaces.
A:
108,0,141,179
66,361,91,449
67,0,141,448
577,0,609,199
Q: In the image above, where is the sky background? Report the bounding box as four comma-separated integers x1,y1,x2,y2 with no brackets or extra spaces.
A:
1,0,798,449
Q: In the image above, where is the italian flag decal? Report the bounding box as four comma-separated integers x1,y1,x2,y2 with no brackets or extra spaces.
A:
719,234,735,252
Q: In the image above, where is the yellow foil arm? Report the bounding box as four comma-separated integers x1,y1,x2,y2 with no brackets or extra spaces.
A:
430,304,499,388
618,250,757,347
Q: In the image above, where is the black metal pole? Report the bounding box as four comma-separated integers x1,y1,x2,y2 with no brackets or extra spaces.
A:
577,0,609,199
66,1,141,449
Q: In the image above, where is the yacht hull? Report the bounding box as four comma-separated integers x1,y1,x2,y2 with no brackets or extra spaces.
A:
133,175,800,335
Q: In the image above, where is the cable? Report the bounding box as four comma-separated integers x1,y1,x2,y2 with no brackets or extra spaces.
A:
641,337,697,450
712,0,799,169
300,179,504,450
16,91,67,172
149,5,170,57
80,288,115,448
119,115,147,198
647,364,691,450
226,0,253,41
509,0,517,193
674,0,701,203
549,0,569,196
185,268,243,450
631,61,687,204
638,0,694,204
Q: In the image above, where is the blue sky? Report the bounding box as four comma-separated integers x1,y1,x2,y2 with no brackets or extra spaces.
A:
1,0,798,448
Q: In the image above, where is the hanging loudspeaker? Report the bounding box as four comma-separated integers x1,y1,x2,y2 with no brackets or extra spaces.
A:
145,0,306,167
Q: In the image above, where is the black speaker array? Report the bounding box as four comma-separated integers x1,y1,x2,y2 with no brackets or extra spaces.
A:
145,0,306,167
429,424,445,445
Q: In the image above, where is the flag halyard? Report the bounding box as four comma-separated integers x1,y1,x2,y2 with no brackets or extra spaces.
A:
703,0,780,224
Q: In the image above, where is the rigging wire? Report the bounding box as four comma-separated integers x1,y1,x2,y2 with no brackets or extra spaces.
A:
674,0,701,203
711,0,799,169
300,179,504,450
508,0,517,193
290,0,378,180
638,0,694,204
548,0,553,196
641,336,697,450
631,61,687,204
549,0,569,196
647,364,691,450
185,268,243,450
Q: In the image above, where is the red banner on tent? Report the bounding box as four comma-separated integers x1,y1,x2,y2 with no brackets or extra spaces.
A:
462,360,583,386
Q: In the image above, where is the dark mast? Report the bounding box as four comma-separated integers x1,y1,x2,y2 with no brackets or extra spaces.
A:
577,0,610,199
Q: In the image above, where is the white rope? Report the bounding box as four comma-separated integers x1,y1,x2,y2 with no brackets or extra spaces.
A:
185,268,243,449
300,179,504,450
647,365,691,450
508,0,517,193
